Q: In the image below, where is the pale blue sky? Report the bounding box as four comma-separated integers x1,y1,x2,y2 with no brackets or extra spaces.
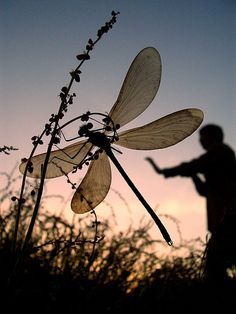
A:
1,0,235,241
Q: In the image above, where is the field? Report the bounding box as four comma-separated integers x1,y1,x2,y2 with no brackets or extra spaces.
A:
1,171,235,314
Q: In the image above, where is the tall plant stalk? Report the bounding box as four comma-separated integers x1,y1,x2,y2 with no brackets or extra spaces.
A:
11,11,120,273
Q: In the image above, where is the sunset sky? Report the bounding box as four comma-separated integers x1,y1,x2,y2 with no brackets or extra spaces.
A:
1,0,235,245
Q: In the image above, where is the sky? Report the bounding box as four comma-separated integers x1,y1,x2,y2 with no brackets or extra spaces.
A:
1,0,235,245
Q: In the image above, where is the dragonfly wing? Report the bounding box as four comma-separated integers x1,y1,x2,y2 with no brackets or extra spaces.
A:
71,151,111,214
116,108,204,150
19,140,93,178
108,47,161,128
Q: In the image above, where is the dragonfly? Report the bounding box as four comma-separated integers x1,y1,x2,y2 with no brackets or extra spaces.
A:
19,47,204,245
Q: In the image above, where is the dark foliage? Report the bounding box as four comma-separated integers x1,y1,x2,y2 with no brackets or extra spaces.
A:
1,173,235,313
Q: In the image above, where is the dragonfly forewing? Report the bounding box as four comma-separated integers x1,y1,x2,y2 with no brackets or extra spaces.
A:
108,47,161,128
116,108,204,150
71,151,112,213
19,140,93,178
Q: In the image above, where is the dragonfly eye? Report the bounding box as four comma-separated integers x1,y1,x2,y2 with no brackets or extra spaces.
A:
87,122,93,129
102,116,112,125
78,124,92,136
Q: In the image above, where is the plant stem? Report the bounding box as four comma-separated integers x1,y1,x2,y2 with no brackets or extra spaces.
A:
12,129,47,253
10,10,120,280
106,148,173,246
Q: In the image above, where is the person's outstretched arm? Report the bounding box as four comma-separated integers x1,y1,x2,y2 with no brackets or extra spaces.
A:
145,157,196,178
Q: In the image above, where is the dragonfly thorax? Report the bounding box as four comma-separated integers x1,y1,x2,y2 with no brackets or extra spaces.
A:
89,132,111,150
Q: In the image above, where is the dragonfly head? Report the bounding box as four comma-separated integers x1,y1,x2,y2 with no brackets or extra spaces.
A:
89,131,111,150
76,112,120,151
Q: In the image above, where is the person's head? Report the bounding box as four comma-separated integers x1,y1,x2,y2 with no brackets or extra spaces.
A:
199,124,224,150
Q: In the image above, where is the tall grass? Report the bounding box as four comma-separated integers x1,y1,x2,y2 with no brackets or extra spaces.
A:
1,169,225,314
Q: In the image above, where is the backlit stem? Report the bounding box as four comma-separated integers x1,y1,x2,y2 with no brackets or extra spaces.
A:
106,148,173,245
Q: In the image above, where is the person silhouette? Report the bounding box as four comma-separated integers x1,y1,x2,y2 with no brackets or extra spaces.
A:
146,124,236,283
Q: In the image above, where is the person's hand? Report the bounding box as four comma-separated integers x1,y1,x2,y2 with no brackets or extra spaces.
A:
145,157,154,164
145,157,163,174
